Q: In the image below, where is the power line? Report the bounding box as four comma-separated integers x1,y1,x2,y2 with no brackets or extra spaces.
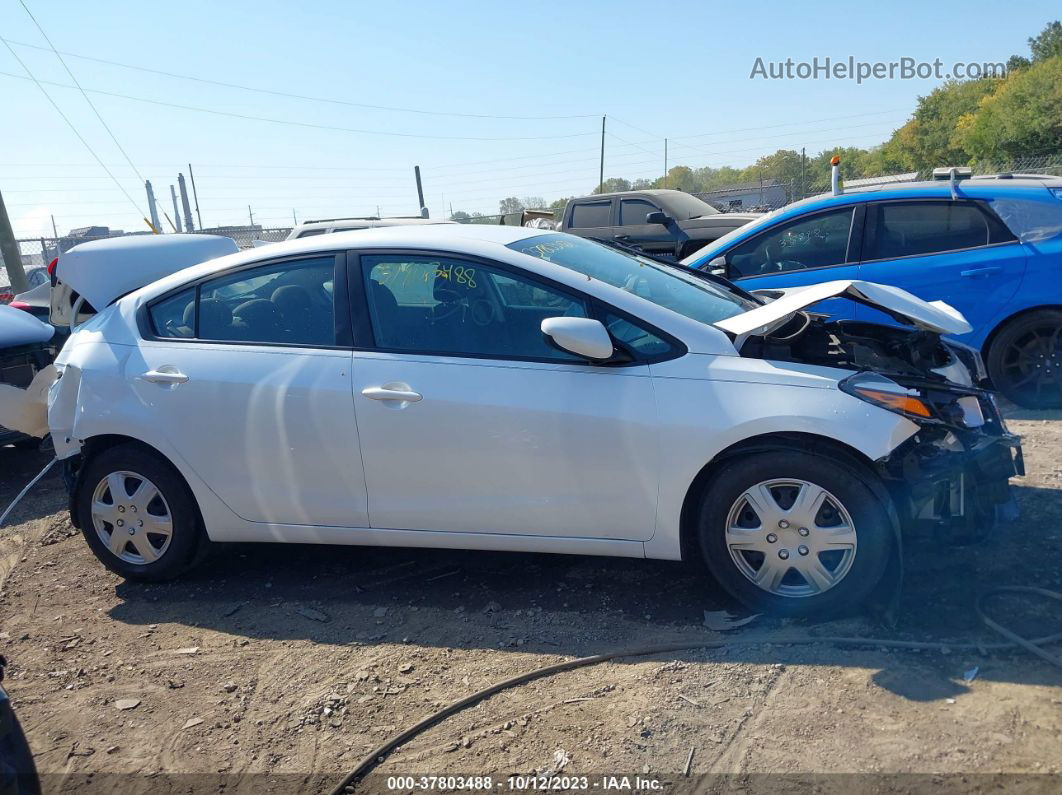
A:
2,37,598,122
16,0,166,226
0,38,147,224
0,68,597,142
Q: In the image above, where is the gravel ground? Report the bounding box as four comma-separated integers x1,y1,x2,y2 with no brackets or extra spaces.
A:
0,408,1060,793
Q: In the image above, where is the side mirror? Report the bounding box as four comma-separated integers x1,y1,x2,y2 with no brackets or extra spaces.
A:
541,317,614,361
645,210,669,225
707,255,728,276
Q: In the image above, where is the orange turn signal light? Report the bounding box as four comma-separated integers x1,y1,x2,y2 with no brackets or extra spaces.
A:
853,387,933,418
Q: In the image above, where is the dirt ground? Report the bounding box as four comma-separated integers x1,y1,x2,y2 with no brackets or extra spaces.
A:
1,408,1061,793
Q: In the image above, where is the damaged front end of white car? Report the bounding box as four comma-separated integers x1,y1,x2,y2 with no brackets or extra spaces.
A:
715,279,1024,545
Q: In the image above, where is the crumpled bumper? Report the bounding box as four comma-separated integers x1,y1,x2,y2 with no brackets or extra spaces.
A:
878,424,1023,544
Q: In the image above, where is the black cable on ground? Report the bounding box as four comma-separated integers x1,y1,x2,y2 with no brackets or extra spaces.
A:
330,587,1062,794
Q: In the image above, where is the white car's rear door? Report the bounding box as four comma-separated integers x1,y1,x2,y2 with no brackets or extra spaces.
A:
133,254,369,527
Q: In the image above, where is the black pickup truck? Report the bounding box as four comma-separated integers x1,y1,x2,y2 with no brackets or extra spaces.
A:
558,189,760,260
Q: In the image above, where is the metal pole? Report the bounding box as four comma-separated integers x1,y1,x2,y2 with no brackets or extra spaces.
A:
50,214,58,238
0,188,28,293
170,185,183,233
145,180,161,233
248,205,255,227
292,209,297,226
188,163,203,230
664,138,668,188
599,116,605,192
414,165,427,217
177,173,195,232
800,147,806,201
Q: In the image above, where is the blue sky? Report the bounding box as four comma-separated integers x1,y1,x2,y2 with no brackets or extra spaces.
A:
0,0,1056,235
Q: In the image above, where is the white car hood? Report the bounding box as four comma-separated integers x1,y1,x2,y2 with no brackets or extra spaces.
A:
714,279,973,337
53,234,239,325
0,304,54,346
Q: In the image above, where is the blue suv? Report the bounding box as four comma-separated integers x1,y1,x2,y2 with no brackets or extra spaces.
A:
684,176,1062,408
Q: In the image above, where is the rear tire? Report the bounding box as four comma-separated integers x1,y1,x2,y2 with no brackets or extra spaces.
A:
985,309,1062,409
76,444,203,581
698,451,892,618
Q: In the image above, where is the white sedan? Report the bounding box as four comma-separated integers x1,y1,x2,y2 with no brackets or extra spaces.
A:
27,226,1021,616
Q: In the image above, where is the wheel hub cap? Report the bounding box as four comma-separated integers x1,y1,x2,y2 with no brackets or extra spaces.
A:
725,478,857,598
90,471,173,565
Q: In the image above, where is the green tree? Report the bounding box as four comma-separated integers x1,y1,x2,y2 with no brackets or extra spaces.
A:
593,177,631,194
449,210,471,222
499,197,524,214
957,55,1062,160
1029,21,1062,62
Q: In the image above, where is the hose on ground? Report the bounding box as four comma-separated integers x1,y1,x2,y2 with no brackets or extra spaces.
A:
331,585,1062,794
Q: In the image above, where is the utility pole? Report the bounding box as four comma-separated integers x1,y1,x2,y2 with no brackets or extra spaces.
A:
414,165,427,218
664,138,668,188
799,147,806,201
145,180,161,234
170,185,183,233
0,188,28,293
188,164,203,230
248,205,255,228
599,116,605,192
50,215,58,239
177,173,195,232
292,209,297,226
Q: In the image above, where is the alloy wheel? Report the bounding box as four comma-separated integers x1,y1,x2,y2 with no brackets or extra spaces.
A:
724,478,857,598
90,471,174,565
998,323,1062,405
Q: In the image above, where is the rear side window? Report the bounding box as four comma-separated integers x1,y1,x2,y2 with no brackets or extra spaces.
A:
150,257,337,346
619,199,659,226
865,201,1014,260
569,201,611,228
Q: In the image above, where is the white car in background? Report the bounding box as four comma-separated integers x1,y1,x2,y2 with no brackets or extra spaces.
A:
6,227,1022,616
284,216,456,240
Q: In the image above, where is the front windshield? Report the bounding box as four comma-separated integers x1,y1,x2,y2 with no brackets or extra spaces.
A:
666,191,719,219
507,234,754,327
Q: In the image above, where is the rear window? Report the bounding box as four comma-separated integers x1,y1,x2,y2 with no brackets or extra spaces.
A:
569,201,611,228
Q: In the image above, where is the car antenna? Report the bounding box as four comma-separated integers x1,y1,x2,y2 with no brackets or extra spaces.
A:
830,155,843,196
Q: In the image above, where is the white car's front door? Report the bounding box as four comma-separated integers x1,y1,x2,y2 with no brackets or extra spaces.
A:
352,253,659,540
135,254,368,527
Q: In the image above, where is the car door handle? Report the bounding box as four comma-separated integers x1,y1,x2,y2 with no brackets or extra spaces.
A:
361,385,422,403
141,368,189,384
960,266,1003,278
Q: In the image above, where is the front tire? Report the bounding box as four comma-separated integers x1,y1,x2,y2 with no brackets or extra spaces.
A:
985,309,1062,409
698,451,892,618
76,444,203,581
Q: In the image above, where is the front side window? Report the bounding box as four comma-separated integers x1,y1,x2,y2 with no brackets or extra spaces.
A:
168,256,336,345
620,199,659,226
508,234,754,327
725,207,855,278
363,255,587,361
570,201,611,228
865,201,1007,260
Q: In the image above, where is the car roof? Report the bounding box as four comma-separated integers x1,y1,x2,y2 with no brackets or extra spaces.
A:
136,224,554,297
571,189,687,200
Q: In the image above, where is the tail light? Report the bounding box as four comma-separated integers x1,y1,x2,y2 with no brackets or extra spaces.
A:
8,300,32,312
0,292,13,304
48,257,59,286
